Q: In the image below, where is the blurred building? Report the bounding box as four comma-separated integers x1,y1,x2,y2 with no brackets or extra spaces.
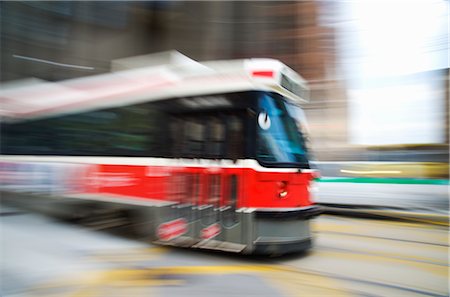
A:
0,2,192,81
261,2,350,161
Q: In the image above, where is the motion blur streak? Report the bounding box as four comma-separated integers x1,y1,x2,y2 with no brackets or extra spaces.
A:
340,170,403,175
0,1,448,297
12,54,96,70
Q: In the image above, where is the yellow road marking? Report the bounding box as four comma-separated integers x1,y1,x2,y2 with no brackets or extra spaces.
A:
32,264,351,297
88,247,169,262
35,262,447,297
266,267,352,296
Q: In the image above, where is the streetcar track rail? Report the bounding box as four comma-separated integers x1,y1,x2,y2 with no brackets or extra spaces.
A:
2,208,447,297
268,264,448,297
313,245,448,267
313,230,449,247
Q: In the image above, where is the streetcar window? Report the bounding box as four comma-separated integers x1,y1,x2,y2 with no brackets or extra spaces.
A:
200,174,221,226
190,174,200,205
2,91,256,159
226,115,244,161
222,174,238,227
225,174,238,208
2,103,169,157
2,119,56,155
281,74,309,100
170,113,245,160
170,118,184,158
55,105,167,156
256,93,309,168
183,119,205,157
208,174,221,207
206,116,225,158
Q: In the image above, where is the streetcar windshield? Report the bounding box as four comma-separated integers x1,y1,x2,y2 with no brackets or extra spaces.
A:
256,92,309,168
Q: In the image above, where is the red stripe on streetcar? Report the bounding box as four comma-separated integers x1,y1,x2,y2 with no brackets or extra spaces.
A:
251,70,274,78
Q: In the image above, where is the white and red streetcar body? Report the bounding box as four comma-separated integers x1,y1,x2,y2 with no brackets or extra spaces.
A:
1,53,320,255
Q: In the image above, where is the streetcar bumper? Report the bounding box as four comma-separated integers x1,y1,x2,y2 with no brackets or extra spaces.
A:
252,205,321,255
253,238,312,255
254,205,322,220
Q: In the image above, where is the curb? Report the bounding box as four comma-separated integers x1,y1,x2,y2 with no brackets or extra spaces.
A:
319,205,449,227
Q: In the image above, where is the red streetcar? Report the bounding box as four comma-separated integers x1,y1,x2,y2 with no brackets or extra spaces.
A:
0,53,320,255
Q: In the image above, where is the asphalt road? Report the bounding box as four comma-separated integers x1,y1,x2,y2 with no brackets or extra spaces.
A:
1,207,448,297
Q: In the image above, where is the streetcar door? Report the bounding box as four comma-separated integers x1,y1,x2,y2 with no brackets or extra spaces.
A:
218,114,244,251
219,172,243,250
196,113,245,251
197,115,225,244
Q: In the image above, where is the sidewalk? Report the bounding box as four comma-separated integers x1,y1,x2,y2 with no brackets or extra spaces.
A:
318,204,449,226
312,175,449,226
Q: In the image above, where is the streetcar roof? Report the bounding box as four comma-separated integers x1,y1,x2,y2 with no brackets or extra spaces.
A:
0,52,309,122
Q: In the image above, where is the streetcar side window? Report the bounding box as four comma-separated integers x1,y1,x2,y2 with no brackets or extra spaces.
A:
226,115,244,161
2,92,252,160
2,118,60,155
2,102,170,157
183,119,205,158
171,114,245,160
228,174,238,208
206,116,225,158
56,104,168,156
208,174,221,207
222,174,239,227
170,118,184,158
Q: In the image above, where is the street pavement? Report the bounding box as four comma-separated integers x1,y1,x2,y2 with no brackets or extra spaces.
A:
1,206,448,297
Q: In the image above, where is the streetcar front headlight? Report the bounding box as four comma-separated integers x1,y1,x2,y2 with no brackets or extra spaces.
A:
277,181,288,199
